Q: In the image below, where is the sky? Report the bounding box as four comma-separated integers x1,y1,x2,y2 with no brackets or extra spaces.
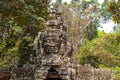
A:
98,21,116,33
52,0,116,33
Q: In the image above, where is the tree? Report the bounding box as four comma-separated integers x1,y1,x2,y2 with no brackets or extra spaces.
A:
18,36,33,67
56,0,101,56
84,20,99,40
0,0,50,38
0,0,51,66
113,24,120,32
78,33,120,68
100,0,112,22
109,0,120,24
52,0,62,8
0,0,49,25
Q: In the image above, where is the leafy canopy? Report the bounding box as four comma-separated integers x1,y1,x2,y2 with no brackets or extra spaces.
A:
0,0,50,67
109,0,120,24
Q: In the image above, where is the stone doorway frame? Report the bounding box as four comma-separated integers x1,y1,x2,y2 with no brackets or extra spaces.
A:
45,67,62,80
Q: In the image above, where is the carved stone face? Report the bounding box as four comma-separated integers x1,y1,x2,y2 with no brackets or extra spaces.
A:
44,37,61,53
43,31,62,54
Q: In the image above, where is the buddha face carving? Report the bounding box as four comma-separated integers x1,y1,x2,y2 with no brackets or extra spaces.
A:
43,30,61,53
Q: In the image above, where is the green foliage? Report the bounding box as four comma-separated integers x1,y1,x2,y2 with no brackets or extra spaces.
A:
78,40,99,67
0,0,50,66
84,20,99,40
9,26,22,37
79,33,120,79
7,26,23,47
0,0,49,27
97,30,106,37
114,66,120,80
18,36,33,67
100,0,112,22
78,33,120,68
51,0,61,8
109,0,120,24
78,39,100,68
0,47,18,67
0,41,6,57
113,24,120,33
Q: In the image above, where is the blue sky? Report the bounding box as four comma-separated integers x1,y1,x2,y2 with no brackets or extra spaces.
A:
52,0,116,33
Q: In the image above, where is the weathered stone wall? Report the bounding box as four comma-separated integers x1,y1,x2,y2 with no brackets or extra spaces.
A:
0,64,114,80
76,64,113,80
0,67,34,80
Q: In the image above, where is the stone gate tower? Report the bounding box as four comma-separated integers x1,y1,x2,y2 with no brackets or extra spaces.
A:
31,9,74,80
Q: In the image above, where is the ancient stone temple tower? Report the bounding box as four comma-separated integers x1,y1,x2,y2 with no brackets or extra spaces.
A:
32,9,74,80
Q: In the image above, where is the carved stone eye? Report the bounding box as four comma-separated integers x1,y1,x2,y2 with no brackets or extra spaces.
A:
46,39,50,43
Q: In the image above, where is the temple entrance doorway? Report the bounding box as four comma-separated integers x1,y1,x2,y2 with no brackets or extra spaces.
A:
44,67,62,80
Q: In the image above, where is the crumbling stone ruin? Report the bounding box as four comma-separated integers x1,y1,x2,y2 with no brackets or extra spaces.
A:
32,8,73,80
0,9,114,80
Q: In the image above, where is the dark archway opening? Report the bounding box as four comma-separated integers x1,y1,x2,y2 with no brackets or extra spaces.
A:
44,67,62,80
